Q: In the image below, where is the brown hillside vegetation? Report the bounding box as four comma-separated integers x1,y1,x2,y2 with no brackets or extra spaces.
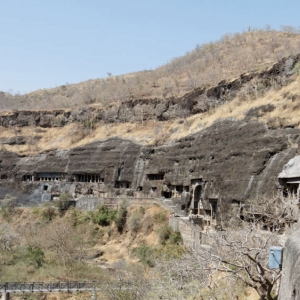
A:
1,72,300,156
1,26,300,111
0,202,258,299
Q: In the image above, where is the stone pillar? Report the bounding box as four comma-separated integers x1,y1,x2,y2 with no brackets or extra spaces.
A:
1,292,9,300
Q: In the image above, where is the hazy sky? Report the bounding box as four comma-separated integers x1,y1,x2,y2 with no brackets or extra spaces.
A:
1,0,300,94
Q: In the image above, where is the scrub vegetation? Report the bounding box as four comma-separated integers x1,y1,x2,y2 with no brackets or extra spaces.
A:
0,200,258,299
1,26,300,112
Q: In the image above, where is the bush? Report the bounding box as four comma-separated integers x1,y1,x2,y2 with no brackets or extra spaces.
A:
157,225,172,245
169,231,183,244
153,210,168,224
157,225,182,245
56,193,74,214
139,206,146,215
83,119,95,129
132,244,154,267
26,245,45,267
0,194,17,221
91,205,117,226
41,206,56,222
128,212,142,235
70,209,90,226
115,203,127,233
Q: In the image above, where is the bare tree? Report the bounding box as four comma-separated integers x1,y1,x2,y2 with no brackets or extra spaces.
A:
157,195,298,300
99,265,151,300
43,218,87,266
0,224,17,251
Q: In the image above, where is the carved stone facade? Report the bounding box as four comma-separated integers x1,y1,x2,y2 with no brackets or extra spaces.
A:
1,119,300,226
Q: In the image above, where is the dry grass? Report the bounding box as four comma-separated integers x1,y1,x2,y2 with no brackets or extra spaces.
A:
2,75,300,155
1,28,300,112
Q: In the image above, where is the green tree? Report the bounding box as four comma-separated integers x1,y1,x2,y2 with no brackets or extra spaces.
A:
91,205,117,226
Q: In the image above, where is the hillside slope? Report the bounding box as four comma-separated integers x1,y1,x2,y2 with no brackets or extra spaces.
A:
1,28,300,111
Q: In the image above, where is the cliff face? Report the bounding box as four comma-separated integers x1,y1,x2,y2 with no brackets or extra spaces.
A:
1,119,299,226
1,55,300,225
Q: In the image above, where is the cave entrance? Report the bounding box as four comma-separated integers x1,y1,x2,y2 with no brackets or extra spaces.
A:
162,191,172,198
23,175,32,181
176,186,183,195
286,183,299,197
193,185,202,213
209,199,218,219
147,173,165,181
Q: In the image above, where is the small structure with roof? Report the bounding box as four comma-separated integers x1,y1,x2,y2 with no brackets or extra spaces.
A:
278,156,300,198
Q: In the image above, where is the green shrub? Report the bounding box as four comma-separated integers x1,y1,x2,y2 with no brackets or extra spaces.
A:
56,192,73,214
153,210,167,224
169,231,183,244
91,205,117,226
132,244,154,267
157,225,182,245
83,119,95,129
41,206,56,222
26,245,45,267
139,206,146,215
155,243,185,259
70,209,90,226
157,225,172,244
115,203,127,233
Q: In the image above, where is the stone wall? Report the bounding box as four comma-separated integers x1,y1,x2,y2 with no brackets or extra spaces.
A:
169,216,213,250
75,196,159,211
279,229,300,300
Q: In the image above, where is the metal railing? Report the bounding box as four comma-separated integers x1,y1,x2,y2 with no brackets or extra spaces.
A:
0,281,96,293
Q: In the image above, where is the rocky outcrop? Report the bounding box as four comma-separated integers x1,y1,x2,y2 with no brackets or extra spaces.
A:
1,119,299,225
0,55,299,129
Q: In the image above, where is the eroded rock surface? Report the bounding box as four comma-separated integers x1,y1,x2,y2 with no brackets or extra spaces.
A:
1,119,299,225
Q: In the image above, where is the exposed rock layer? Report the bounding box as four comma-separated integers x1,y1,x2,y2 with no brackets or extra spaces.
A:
0,55,299,128
1,119,299,225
